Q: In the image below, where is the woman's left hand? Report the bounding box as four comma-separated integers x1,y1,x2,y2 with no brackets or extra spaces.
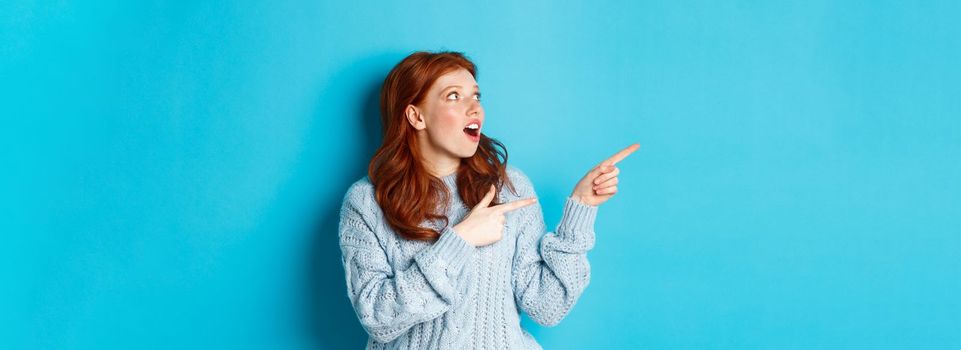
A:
570,143,640,206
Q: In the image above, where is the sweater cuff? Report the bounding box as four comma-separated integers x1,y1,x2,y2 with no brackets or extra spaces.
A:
555,196,598,243
415,226,474,278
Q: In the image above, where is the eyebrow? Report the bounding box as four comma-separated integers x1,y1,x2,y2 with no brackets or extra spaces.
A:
440,85,480,94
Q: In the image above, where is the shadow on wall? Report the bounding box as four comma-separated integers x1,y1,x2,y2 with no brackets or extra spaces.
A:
299,53,401,349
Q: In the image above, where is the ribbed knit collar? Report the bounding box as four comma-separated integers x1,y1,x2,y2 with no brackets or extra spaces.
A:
439,171,458,190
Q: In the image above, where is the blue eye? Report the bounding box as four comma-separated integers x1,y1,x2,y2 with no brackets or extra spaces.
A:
446,92,460,100
473,93,481,101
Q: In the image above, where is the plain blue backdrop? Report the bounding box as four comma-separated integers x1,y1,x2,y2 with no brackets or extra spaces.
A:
3,1,959,349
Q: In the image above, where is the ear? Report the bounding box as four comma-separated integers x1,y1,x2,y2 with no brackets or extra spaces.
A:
405,105,426,130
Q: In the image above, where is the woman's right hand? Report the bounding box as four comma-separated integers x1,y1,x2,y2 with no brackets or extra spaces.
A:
453,184,538,247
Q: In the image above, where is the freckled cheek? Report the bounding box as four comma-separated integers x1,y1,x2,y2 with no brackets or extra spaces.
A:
438,110,463,131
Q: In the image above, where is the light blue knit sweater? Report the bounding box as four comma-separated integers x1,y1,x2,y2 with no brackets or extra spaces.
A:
338,165,598,349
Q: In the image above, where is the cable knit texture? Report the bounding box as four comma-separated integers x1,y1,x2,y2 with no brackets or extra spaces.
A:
338,165,597,349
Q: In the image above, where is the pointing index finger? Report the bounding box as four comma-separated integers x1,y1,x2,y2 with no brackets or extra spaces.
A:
492,197,538,213
601,143,640,166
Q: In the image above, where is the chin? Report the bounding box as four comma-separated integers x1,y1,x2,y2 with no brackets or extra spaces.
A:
457,146,479,158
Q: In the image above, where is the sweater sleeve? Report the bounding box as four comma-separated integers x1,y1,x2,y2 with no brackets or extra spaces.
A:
338,182,475,343
509,171,598,327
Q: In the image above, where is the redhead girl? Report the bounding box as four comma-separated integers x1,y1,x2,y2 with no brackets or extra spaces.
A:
338,51,638,349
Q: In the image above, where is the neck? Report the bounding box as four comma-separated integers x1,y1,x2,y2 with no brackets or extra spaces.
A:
424,158,459,177
417,135,460,177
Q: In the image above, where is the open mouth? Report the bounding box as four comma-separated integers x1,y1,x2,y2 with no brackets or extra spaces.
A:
463,122,481,138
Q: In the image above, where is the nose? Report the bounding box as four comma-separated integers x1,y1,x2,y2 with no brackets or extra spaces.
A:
467,99,481,116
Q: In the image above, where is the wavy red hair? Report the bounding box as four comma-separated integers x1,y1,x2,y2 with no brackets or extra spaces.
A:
368,51,516,242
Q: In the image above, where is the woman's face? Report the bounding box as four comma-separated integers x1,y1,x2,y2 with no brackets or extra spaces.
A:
408,68,484,164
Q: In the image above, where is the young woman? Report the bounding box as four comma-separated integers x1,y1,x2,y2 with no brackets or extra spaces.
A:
338,51,638,349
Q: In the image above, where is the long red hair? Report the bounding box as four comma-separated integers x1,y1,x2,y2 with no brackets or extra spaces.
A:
368,51,516,242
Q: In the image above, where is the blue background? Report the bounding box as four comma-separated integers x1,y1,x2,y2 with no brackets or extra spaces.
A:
3,1,959,349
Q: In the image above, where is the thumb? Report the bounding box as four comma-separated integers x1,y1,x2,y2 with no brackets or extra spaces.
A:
475,184,496,209
587,164,611,180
